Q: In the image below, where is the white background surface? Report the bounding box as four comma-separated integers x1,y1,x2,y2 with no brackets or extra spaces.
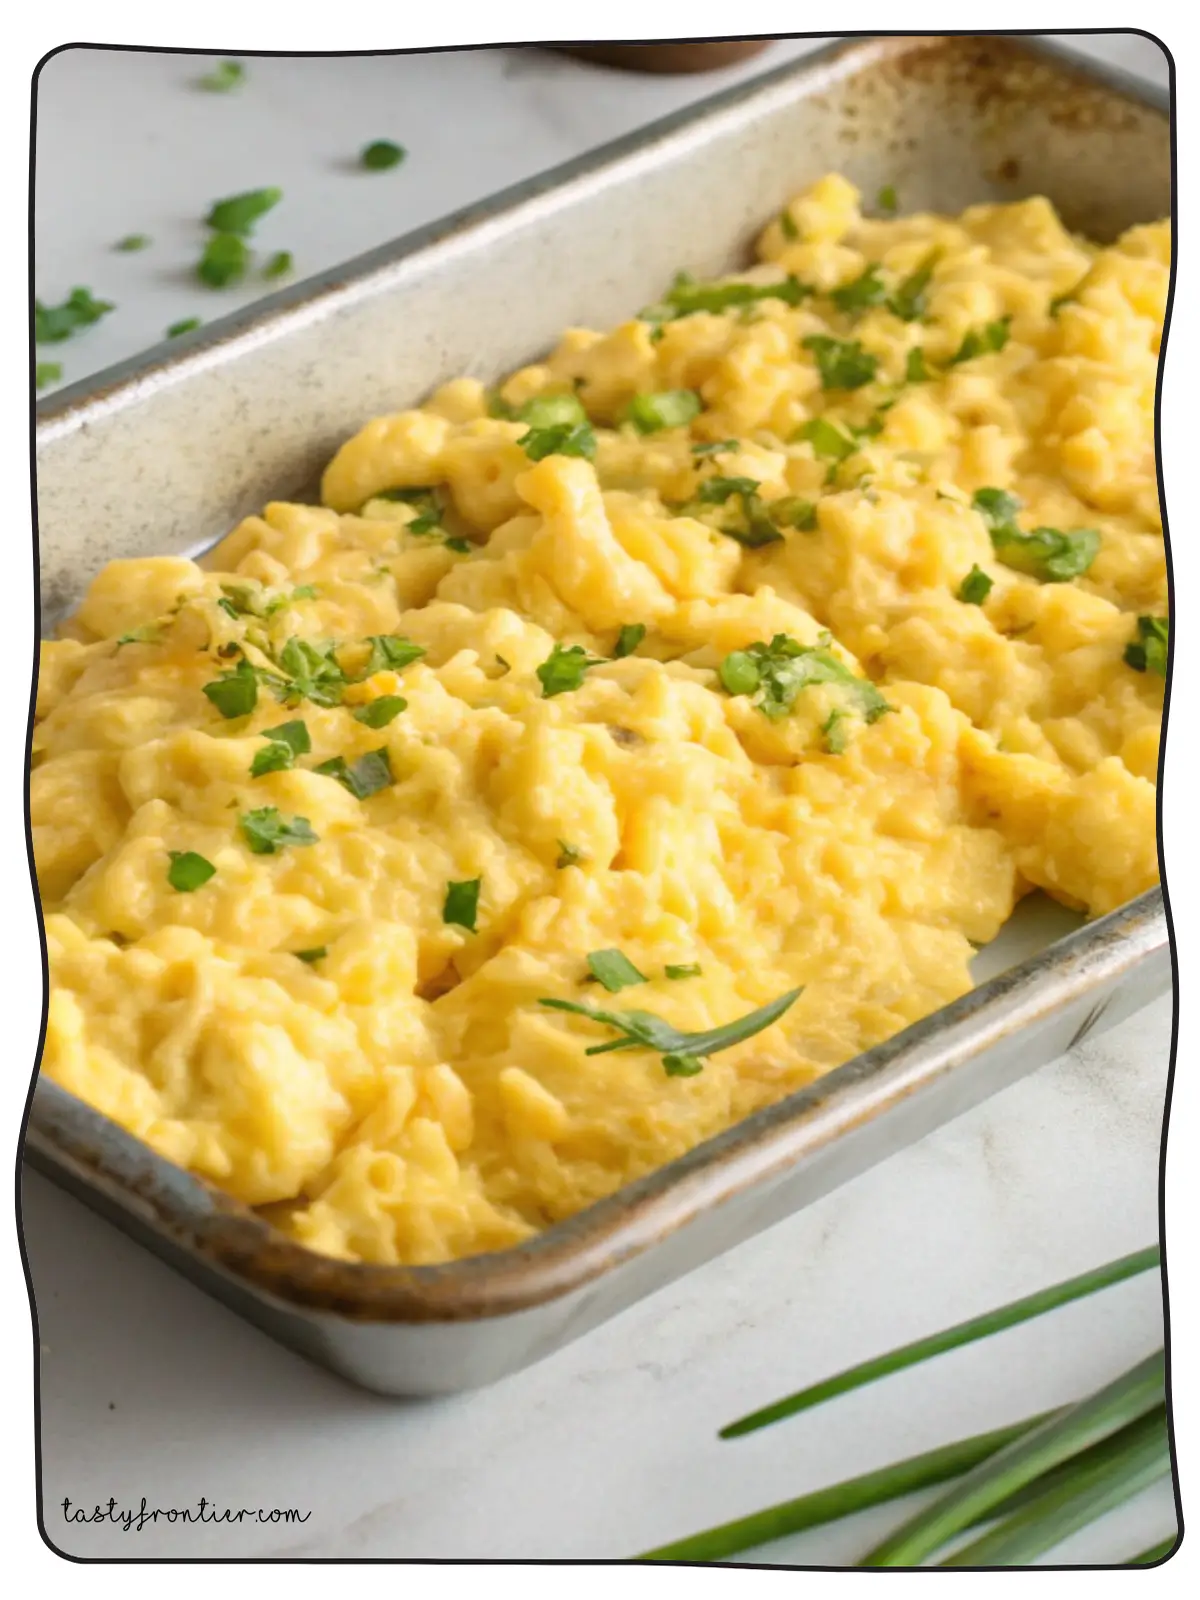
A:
27,32,1177,1563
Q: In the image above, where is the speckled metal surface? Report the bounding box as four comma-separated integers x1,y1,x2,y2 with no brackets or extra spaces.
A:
30,34,1172,1395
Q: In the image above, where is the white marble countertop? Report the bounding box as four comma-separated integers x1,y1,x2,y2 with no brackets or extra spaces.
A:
29,33,1176,1563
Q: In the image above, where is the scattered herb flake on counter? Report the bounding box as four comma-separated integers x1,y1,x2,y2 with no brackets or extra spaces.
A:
203,658,260,718
443,877,481,932
795,417,857,462
199,60,244,92
958,565,995,605
35,287,114,343
197,232,249,288
353,695,408,728
614,623,647,658
167,851,216,892
905,347,930,383
315,748,394,800
624,389,703,433
294,946,327,963
803,335,878,391
719,634,894,725
114,233,151,252
206,187,283,237
264,250,294,280
537,642,605,697
950,316,1012,364
832,264,887,315
887,261,935,323
240,807,319,855
1124,615,1169,676
587,949,647,993
878,184,899,213
361,140,407,171
167,317,202,338
539,985,803,1077
35,362,62,390
665,963,702,980
519,421,597,462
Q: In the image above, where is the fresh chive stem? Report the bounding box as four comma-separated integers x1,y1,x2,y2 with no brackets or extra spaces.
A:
938,1406,1170,1567
858,1349,1166,1567
720,1245,1160,1439
637,1410,1057,1563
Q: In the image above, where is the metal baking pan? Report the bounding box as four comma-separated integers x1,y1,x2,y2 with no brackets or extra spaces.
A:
28,33,1173,1396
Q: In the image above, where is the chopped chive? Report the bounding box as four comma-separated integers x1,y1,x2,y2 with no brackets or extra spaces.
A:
263,250,294,280
294,946,328,963
519,421,597,462
622,389,702,434
614,623,646,658
205,187,282,237
514,392,588,429
239,807,319,855
361,139,406,171
586,949,647,993
197,232,249,288
167,317,202,338
443,877,481,932
114,233,151,252
665,963,702,980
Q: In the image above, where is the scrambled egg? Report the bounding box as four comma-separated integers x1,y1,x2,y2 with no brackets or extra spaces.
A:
33,175,1167,1265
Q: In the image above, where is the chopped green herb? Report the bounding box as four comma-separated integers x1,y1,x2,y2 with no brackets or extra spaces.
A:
1124,615,1168,677
794,417,857,462
973,489,1100,583
35,362,62,390
263,250,294,280
831,264,887,315
536,642,605,697
556,841,586,868
958,565,995,606
445,537,472,553
486,391,518,419
972,487,1024,533
718,633,893,725
539,985,802,1077
887,261,935,323
779,209,800,241
167,850,216,892
261,719,311,754
614,623,647,658
698,476,761,505
203,658,260,718
197,232,249,288
239,807,318,855
315,748,394,800
294,946,327,963
878,184,899,214
115,233,151,253
355,634,426,679
665,963,702,980
821,709,850,754
949,316,1012,364
802,335,878,391
443,877,481,932
642,271,811,325
290,585,317,601
685,476,781,548
198,60,244,92
623,389,703,434
515,392,589,429
275,636,346,705
905,347,930,383
353,694,407,728
771,497,818,532
587,948,648,993
167,317,202,338
35,287,115,344
691,439,739,458
519,421,597,462
361,140,407,172
250,740,295,778
115,626,162,648
206,187,283,237
374,485,439,506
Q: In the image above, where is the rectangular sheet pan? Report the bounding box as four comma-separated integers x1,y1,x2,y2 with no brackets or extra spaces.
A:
28,33,1173,1396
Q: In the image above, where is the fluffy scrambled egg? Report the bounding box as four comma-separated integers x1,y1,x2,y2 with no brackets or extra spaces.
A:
33,175,1167,1265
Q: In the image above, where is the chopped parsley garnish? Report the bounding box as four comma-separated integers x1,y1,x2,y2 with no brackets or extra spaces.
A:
1124,616,1168,677
887,261,935,323
355,634,426,679
949,316,1012,364
718,633,893,725
203,658,260,718
294,946,327,963
361,140,407,171
905,347,929,383
971,487,1024,533
823,710,852,753
515,392,589,429
771,496,818,532
206,187,283,237
972,488,1100,583
958,565,995,605
239,807,319,855
642,271,811,325
685,476,781,548
537,642,605,697
831,264,887,315
315,748,394,799
167,317,201,338
35,287,115,344
36,362,62,390
539,985,802,1078
275,637,347,705
802,335,878,391
878,184,899,213
197,232,249,288
198,60,244,92
587,949,647,993
167,851,216,892
116,624,162,647
779,209,800,241
692,439,739,458
443,878,481,932
115,233,151,252
519,421,597,462
698,475,761,505
250,719,311,777
264,251,294,280
623,389,703,434
353,695,407,727
665,963,702,980
614,623,646,658
445,537,472,553
556,841,586,868
794,417,857,462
